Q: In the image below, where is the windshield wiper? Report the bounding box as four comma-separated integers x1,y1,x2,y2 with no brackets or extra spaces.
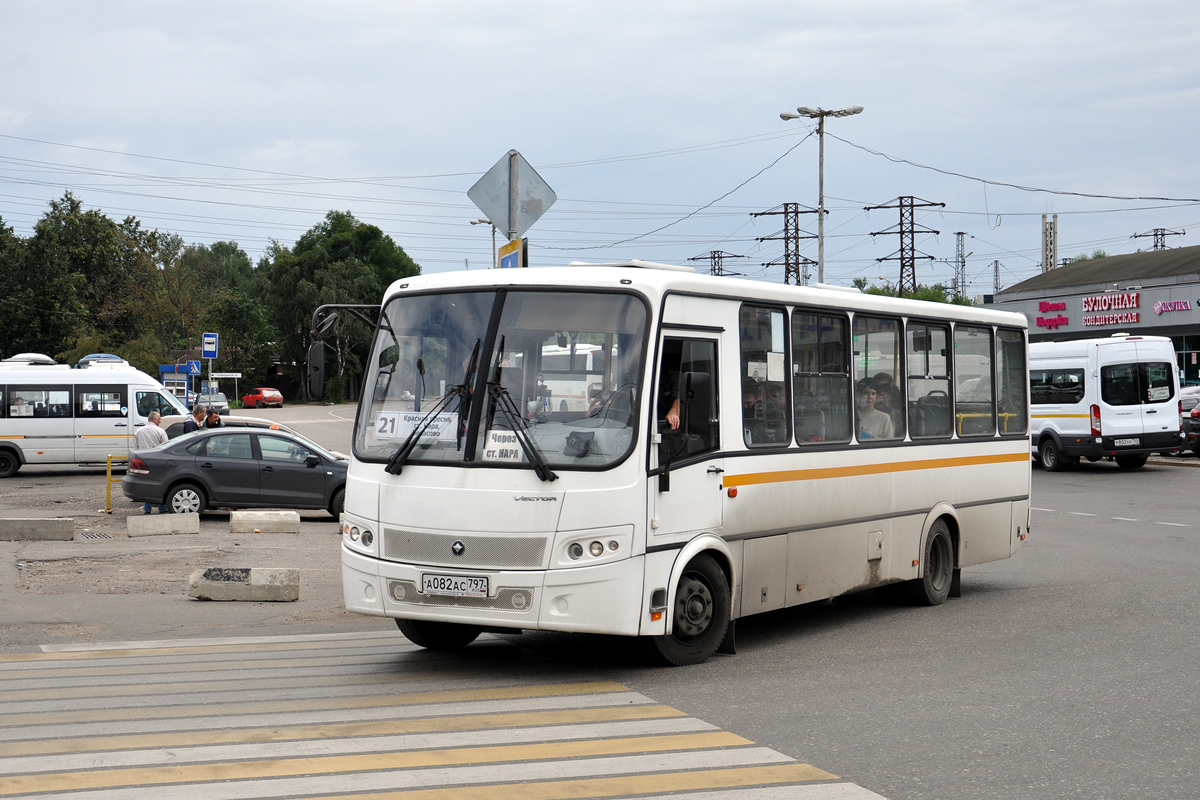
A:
385,339,480,475
486,382,558,482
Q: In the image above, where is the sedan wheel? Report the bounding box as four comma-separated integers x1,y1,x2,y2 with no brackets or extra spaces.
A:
168,483,205,514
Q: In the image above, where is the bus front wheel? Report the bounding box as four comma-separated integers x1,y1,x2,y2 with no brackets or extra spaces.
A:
0,450,19,479
396,619,481,650
907,519,954,606
649,553,730,666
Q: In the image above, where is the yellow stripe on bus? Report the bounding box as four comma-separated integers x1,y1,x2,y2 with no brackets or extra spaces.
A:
724,451,1030,488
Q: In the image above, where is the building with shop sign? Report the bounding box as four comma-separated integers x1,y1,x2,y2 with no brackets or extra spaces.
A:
986,244,1200,383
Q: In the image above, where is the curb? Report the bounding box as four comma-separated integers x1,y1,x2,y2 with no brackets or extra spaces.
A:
0,518,74,541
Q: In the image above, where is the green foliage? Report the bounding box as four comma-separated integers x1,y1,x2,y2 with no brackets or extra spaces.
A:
1071,249,1109,262
859,281,974,306
0,195,421,402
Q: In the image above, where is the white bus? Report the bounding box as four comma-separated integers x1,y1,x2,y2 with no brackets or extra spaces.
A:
340,261,1031,665
1029,334,1184,470
0,363,192,478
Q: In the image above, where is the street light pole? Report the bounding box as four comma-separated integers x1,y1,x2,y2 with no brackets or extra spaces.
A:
470,218,497,269
780,104,863,284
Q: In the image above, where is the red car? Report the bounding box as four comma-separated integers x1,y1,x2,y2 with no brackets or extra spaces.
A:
241,387,284,409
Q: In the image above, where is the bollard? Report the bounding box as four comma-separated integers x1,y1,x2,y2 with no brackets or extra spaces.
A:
102,454,128,514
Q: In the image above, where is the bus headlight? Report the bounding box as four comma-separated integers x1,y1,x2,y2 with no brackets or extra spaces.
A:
589,541,604,557
569,543,584,560
360,529,373,547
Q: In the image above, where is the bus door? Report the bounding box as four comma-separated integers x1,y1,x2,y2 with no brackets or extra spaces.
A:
74,384,132,461
651,336,723,539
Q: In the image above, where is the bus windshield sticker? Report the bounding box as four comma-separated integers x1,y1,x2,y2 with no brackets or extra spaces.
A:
376,411,459,441
482,429,526,463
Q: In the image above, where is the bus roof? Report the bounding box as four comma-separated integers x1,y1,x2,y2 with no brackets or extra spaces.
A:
383,262,1029,329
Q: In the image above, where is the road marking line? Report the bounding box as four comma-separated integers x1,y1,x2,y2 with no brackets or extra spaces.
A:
1066,512,1096,516
38,629,401,653
1111,517,1138,522
0,732,752,794
0,681,630,728
1,717,715,773
1031,507,1055,512
0,704,688,758
1155,521,1189,527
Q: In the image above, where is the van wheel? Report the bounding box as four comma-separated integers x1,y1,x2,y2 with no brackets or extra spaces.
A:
648,553,730,666
167,483,206,514
1039,439,1064,472
396,619,480,650
906,519,954,605
0,450,19,479
1116,455,1148,469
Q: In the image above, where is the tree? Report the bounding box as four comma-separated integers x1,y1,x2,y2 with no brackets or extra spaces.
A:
1071,249,1109,262
261,211,420,399
859,281,974,306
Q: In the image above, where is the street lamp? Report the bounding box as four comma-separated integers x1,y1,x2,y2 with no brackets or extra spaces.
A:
470,218,497,269
780,104,864,284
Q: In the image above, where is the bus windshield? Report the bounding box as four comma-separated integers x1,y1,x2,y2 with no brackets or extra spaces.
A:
355,289,648,471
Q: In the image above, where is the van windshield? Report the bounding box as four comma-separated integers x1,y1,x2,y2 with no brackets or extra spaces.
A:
1100,362,1175,406
354,289,648,471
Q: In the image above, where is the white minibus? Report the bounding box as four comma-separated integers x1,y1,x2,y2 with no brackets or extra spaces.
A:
1029,334,1184,470
0,363,191,477
339,261,1031,665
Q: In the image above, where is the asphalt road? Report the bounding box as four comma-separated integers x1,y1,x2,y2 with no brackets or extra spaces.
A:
1,405,1197,798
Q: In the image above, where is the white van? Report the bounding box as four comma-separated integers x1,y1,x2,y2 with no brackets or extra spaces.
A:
0,363,192,478
1029,334,1185,470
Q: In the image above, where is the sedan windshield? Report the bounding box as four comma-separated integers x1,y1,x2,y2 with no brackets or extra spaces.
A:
355,289,648,471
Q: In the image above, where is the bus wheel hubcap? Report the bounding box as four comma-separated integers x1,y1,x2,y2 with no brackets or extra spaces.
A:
675,575,713,638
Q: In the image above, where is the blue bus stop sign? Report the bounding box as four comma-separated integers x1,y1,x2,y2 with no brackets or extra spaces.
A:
202,333,219,360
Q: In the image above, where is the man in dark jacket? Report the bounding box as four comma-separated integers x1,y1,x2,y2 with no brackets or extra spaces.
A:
183,404,207,434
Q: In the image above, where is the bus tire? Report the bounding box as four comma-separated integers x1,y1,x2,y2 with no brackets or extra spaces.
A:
1116,455,1147,469
648,553,730,666
0,449,20,479
167,483,206,515
1039,439,1064,472
906,519,954,606
395,619,480,650
328,487,345,518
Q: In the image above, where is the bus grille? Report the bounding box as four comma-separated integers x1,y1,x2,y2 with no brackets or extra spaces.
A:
381,528,548,569
387,580,533,612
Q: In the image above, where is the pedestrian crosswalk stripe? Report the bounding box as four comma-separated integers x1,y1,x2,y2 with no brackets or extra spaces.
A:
0,632,885,800
0,704,688,758
0,680,629,728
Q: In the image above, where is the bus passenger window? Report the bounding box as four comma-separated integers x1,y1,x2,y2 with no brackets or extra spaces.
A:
740,305,789,446
852,315,905,441
954,325,995,436
996,329,1027,434
907,323,951,438
791,312,850,443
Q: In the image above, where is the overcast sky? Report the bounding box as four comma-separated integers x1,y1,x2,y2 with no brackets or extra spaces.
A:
2,1,1198,294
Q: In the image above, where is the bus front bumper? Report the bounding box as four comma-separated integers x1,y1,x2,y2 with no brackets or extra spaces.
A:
342,544,644,636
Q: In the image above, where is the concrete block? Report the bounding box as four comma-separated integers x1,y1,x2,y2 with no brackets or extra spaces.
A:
188,567,300,602
229,510,301,534
0,518,74,541
127,513,200,537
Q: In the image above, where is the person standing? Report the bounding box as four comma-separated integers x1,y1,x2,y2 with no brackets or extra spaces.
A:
133,412,169,514
183,404,207,434
205,410,223,428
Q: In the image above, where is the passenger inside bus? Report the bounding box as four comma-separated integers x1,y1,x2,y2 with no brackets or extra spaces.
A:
856,379,895,440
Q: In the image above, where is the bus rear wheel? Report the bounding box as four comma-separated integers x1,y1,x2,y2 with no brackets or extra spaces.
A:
906,519,954,606
0,449,19,479
396,619,481,650
648,553,730,666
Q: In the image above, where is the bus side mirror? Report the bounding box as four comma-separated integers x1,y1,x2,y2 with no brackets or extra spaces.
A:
307,341,325,401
